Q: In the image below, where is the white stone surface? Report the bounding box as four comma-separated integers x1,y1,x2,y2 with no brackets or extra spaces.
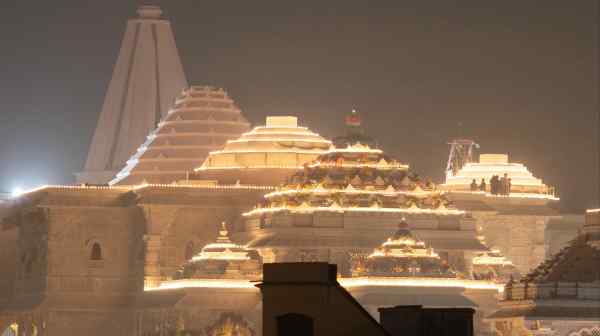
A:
78,6,187,184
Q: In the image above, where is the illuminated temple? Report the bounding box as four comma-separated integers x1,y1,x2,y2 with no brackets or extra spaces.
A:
0,6,596,336
440,145,562,274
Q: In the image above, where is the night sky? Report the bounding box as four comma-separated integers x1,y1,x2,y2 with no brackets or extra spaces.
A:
0,1,597,212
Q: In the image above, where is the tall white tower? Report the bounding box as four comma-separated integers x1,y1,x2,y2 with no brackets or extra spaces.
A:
77,5,188,184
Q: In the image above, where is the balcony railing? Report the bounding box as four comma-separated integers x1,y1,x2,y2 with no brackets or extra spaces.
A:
504,282,600,301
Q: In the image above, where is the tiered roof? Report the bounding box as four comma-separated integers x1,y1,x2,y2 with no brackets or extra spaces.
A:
244,142,460,217
351,220,455,278
110,86,251,185
490,209,600,320
173,222,261,280
472,250,518,282
192,116,331,185
243,110,462,217
442,154,553,196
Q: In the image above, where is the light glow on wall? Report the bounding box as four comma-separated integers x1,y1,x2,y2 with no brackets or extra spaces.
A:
339,277,504,292
242,205,464,217
146,279,257,290
145,277,503,292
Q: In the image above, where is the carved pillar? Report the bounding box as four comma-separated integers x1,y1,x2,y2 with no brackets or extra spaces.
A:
143,234,163,289
139,205,179,289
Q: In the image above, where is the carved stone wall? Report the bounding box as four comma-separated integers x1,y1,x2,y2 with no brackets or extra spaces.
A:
472,212,553,273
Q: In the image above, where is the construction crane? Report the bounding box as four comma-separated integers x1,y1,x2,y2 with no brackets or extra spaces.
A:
445,139,479,176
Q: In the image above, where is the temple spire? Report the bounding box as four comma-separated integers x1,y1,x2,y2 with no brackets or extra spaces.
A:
333,108,377,148
77,5,188,184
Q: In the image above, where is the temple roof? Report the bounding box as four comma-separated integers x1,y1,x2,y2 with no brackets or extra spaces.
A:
173,222,261,280
78,6,188,184
195,116,331,171
244,139,461,217
189,222,255,262
351,220,456,278
472,250,515,267
442,154,553,195
190,116,332,186
521,218,600,284
110,86,250,185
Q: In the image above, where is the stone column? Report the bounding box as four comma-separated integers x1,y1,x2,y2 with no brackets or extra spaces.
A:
143,234,162,289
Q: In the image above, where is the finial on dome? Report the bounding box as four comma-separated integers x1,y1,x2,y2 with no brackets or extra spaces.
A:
346,108,362,127
137,5,163,19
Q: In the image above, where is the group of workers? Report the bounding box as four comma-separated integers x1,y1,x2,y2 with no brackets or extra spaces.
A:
470,173,512,195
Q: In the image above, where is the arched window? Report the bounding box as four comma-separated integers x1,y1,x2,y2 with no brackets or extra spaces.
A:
184,241,195,261
277,313,313,336
90,242,102,261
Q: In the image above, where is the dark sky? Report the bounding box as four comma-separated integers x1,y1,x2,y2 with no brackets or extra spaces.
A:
0,1,598,212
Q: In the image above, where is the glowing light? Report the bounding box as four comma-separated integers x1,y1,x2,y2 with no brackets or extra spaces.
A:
131,183,274,191
195,165,305,171
338,277,504,292
146,279,257,291
587,209,600,213
243,205,464,217
226,138,332,144
205,149,331,155
306,162,409,170
264,187,443,199
11,187,24,198
145,277,503,292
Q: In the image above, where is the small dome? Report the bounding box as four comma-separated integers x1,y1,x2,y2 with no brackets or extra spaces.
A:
174,222,262,280
191,116,332,185
351,220,456,278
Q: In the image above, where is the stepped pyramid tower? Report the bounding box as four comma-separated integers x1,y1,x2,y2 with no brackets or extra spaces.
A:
110,86,251,185
240,110,486,276
350,220,456,278
78,6,188,184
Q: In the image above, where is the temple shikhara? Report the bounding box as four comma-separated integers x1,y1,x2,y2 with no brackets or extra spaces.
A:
0,6,597,336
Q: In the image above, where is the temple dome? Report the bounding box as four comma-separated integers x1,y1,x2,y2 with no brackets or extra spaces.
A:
471,249,518,283
191,116,332,185
110,86,251,185
174,222,261,280
442,153,553,195
351,220,456,278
